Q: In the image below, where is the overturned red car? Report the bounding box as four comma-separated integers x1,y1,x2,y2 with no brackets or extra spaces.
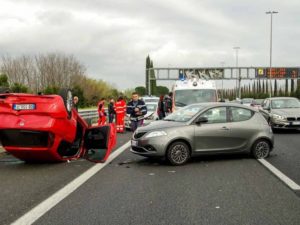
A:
0,90,116,163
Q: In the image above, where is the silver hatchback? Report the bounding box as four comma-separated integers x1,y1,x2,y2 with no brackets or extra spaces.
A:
131,103,274,165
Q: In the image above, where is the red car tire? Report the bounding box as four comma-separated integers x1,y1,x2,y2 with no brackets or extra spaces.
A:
59,88,73,119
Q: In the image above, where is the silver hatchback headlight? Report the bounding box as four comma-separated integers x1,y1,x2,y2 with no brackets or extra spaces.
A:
145,131,167,138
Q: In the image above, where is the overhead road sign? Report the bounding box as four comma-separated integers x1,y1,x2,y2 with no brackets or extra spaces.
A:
256,68,299,79
179,69,224,80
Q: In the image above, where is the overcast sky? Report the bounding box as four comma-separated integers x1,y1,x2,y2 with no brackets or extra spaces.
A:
0,0,299,90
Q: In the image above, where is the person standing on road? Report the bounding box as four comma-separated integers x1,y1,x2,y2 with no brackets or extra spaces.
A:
97,98,107,125
114,96,127,133
164,92,173,116
157,95,166,120
126,92,147,132
73,96,79,112
108,98,116,123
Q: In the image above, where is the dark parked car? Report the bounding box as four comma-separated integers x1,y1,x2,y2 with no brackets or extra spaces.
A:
131,103,274,165
241,98,254,107
251,99,264,110
260,97,300,130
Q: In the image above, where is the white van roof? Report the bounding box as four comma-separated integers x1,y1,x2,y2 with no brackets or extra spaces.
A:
173,79,216,90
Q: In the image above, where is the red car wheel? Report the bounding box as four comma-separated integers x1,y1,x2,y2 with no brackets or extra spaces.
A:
59,88,73,119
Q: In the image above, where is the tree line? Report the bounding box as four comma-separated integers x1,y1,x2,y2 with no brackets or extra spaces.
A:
0,53,120,108
222,79,300,100
144,55,169,96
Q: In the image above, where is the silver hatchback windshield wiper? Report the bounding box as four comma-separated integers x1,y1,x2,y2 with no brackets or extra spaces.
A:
175,101,186,107
163,118,175,121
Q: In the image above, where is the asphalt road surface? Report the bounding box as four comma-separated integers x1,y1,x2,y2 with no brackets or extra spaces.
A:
1,130,300,225
0,132,130,225
267,130,300,185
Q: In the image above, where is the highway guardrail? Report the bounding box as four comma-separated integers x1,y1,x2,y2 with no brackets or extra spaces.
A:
79,109,99,126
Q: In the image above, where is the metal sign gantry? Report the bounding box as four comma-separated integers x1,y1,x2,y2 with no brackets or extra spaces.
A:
146,67,300,81
145,67,300,98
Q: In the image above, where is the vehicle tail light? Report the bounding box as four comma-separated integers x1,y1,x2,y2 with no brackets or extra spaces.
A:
48,133,55,147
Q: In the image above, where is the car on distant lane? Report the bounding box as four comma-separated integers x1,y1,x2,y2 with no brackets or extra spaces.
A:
259,97,300,130
125,101,159,129
131,103,274,165
250,99,264,110
141,96,159,104
241,98,254,107
143,102,159,125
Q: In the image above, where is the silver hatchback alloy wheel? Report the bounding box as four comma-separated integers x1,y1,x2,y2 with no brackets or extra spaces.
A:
167,141,190,165
252,139,270,159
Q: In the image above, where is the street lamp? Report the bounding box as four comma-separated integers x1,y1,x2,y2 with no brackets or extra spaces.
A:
266,10,278,98
233,47,240,99
220,61,225,100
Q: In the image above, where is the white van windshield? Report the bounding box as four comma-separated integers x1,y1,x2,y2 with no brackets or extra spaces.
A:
174,89,217,107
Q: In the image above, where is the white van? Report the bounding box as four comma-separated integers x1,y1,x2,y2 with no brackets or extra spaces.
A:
172,78,218,111
141,96,159,104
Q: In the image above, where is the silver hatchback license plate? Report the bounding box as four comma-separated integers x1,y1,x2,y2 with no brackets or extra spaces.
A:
13,104,36,110
292,121,300,125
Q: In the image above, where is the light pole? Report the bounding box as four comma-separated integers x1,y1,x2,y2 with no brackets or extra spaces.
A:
266,10,278,98
233,47,240,99
220,61,225,100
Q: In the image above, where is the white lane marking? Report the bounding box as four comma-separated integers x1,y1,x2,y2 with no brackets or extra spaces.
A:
11,141,131,225
258,159,300,191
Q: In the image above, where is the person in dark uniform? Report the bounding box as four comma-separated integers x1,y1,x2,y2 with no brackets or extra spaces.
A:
126,92,147,132
157,95,165,120
108,98,116,123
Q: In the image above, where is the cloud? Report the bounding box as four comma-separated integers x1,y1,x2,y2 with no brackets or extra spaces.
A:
0,0,299,90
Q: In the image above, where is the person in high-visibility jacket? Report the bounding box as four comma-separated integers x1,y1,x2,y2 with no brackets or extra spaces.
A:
97,98,107,125
114,96,127,132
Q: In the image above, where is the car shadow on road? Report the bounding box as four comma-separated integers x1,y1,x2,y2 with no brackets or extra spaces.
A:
127,153,253,168
116,156,169,168
0,152,81,168
273,129,300,134
189,153,252,164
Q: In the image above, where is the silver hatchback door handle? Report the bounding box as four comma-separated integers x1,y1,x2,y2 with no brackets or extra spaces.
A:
221,126,230,131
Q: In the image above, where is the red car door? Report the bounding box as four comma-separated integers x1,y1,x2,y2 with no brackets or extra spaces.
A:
83,123,117,163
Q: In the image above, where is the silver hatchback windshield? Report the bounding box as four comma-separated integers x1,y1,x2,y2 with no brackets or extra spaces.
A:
164,104,205,122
